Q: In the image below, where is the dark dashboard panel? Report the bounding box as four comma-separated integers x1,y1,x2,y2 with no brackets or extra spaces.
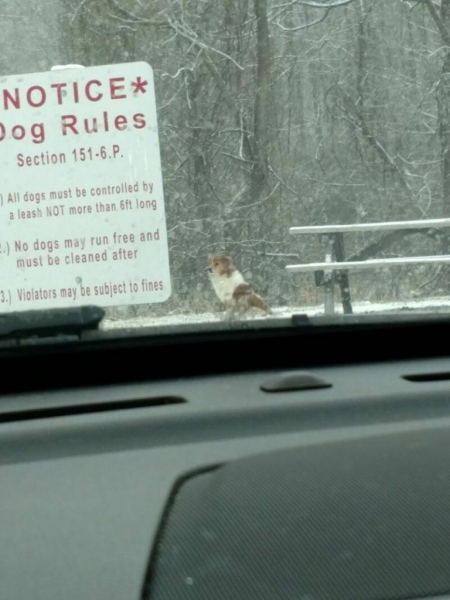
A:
2,355,450,600
147,428,450,600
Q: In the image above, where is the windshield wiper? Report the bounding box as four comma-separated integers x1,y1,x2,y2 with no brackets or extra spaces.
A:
0,305,104,345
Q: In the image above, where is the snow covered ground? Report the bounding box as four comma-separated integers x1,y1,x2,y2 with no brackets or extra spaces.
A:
101,296,450,330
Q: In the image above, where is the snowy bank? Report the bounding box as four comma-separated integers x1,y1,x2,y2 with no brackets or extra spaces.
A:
101,297,450,331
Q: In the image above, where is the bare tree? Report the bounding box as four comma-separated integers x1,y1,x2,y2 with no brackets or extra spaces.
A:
2,0,450,310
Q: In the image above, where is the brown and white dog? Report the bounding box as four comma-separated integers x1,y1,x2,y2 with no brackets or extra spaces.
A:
206,254,272,318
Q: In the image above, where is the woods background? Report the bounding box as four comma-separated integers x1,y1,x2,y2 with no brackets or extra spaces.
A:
1,0,449,315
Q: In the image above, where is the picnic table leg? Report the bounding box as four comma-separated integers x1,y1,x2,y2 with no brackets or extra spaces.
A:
334,232,353,315
321,234,335,315
338,273,353,314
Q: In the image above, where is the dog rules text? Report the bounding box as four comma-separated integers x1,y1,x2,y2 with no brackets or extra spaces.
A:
0,61,171,311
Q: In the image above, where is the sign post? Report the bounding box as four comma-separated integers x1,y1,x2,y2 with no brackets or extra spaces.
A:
0,61,171,312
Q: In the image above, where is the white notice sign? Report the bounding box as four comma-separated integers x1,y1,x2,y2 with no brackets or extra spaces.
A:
0,61,171,312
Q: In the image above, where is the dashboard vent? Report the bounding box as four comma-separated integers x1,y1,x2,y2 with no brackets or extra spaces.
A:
0,396,185,424
403,372,450,383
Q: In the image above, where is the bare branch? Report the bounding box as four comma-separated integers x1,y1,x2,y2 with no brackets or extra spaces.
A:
106,0,165,26
348,229,445,263
161,67,195,79
272,0,354,32
275,9,329,30
423,0,450,46
333,85,411,191
221,152,255,164
70,0,92,25
165,16,245,71
273,0,354,11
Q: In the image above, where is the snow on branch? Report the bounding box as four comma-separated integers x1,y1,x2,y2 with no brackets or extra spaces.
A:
273,0,354,10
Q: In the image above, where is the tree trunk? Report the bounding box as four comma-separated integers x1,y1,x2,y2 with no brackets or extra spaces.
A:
252,0,271,203
439,1,450,253
426,0,450,252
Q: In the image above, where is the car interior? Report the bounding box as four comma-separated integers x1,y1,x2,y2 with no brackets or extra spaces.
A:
2,313,450,600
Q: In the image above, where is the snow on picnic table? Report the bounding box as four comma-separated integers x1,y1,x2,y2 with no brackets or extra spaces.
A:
101,297,450,330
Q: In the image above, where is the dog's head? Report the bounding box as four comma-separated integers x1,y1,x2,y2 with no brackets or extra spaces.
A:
206,254,234,277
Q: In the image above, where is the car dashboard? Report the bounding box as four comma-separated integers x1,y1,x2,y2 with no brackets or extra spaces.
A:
1,316,450,600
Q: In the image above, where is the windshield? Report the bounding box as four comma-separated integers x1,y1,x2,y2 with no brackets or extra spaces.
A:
0,0,448,333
